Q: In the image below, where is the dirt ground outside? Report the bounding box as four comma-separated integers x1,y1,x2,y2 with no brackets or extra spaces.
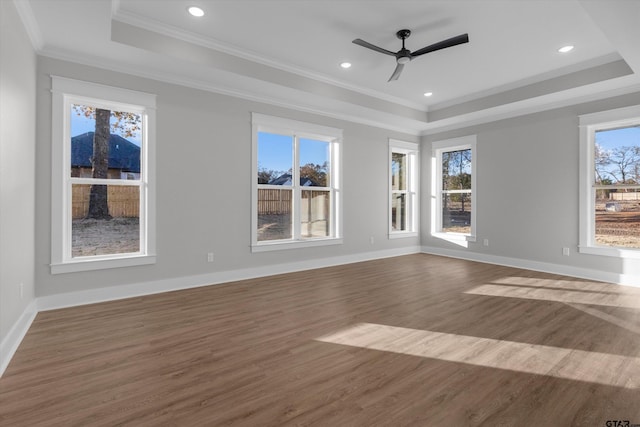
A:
69,202,640,256
72,217,140,257
595,200,640,248
258,214,292,241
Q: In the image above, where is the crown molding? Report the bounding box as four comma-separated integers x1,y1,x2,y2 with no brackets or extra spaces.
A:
12,0,43,51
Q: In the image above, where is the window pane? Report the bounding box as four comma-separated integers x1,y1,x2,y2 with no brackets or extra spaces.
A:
442,149,472,191
71,184,140,257
442,191,471,233
257,132,293,185
257,188,292,241
594,126,640,185
595,188,640,248
301,190,330,238
593,125,640,248
391,193,406,231
299,138,329,187
391,152,407,191
70,104,141,179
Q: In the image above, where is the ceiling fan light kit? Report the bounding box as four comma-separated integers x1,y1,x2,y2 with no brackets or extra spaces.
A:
353,29,469,82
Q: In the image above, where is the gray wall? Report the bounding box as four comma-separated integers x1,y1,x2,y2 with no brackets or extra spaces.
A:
422,93,640,281
35,57,420,298
0,1,37,354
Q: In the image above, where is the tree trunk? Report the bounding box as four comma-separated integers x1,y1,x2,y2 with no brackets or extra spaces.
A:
86,108,112,219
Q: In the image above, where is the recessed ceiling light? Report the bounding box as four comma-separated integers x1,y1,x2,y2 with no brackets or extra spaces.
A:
424,92,433,97
558,45,574,53
188,6,205,17
340,62,352,69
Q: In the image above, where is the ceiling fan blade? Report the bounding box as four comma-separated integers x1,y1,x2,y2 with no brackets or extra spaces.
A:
388,63,405,82
352,39,396,56
411,33,469,58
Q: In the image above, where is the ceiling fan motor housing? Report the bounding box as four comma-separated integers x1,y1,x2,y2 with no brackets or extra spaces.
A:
396,51,412,64
396,29,412,64
396,29,411,39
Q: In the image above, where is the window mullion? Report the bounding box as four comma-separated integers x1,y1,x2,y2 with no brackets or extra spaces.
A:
63,179,72,261
331,141,338,238
70,178,142,186
292,135,301,240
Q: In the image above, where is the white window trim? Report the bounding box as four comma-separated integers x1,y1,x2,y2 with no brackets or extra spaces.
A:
578,104,640,260
50,76,157,273
251,113,343,252
431,135,477,246
389,139,419,238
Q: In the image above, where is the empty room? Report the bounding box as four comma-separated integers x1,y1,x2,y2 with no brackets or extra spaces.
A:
2,0,640,425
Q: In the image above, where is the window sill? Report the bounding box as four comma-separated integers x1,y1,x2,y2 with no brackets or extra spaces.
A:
389,231,419,239
51,254,156,274
252,238,343,253
578,245,640,260
431,232,475,248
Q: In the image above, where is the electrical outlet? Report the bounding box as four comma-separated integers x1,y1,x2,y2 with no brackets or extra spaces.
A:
483,239,489,247
207,252,214,263
562,247,570,256
370,236,374,245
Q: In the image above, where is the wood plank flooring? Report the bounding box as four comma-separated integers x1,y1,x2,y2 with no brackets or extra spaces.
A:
1,254,640,426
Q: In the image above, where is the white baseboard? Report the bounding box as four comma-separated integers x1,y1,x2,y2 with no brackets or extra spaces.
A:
37,246,421,311
0,299,38,377
421,245,640,287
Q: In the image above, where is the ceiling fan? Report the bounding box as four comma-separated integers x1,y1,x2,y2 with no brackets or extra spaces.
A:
352,29,469,82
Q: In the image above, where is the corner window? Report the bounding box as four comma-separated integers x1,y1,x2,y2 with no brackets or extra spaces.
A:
579,105,640,259
251,113,342,251
51,77,156,273
432,135,476,245
389,140,419,237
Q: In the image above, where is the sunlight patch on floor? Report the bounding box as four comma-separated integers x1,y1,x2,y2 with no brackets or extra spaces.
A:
491,276,635,293
316,322,640,389
466,281,640,309
563,302,640,335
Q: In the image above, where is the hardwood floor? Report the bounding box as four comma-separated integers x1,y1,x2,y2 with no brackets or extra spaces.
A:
1,254,640,426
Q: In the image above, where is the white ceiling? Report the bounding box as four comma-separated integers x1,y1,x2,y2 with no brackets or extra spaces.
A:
16,0,640,134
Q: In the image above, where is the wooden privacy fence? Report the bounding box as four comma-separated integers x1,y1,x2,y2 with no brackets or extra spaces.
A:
609,192,640,201
258,188,292,214
72,185,139,219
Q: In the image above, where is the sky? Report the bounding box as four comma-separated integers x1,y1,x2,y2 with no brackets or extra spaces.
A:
595,126,640,151
71,106,142,146
257,132,329,173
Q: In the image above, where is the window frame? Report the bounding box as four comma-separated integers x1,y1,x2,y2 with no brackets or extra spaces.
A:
388,139,419,238
251,113,342,252
50,76,156,273
579,104,640,259
431,135,477,245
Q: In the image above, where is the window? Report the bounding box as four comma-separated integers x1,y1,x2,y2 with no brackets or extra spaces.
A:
389,140,419,237
432,135,477,244
579,105,640,259
251,113,342,251
51,77,156,273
